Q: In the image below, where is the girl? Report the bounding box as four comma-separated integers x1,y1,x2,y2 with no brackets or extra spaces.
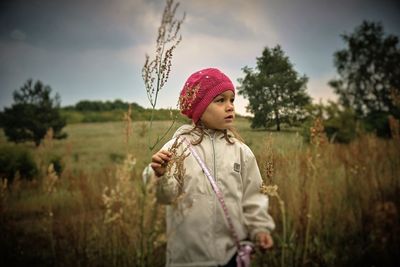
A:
151,68,275,267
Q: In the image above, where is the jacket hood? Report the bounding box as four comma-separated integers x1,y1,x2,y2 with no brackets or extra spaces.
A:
172,124,195,138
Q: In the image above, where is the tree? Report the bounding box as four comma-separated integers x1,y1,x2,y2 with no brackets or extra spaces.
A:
238,45,311,130
329,21,400,136
1,79,67,146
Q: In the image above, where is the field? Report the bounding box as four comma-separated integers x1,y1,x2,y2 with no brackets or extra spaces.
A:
0,118,399,267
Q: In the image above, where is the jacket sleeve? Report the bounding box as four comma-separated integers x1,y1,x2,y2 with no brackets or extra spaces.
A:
153,139,179,205
155,172,178,204
241,146,275,241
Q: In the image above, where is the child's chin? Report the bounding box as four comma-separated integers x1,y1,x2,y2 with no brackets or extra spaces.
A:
219,122,234,129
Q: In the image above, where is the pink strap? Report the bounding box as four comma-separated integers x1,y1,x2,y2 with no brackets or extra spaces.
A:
237,244,253,267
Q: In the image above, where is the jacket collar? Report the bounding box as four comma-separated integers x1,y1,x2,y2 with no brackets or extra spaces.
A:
173,124,234,139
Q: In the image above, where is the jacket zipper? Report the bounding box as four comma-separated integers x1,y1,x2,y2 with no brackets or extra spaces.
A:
211,132,217,181
210,132,218,259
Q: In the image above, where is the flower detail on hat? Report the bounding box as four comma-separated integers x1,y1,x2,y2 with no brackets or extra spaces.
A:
179,84,200,114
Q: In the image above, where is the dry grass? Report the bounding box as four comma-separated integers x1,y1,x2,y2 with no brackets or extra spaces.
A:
0,118,399,266
256,117,400,267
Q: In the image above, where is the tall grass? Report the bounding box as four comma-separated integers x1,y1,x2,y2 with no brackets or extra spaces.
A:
256,117,400,267
0,117,399,266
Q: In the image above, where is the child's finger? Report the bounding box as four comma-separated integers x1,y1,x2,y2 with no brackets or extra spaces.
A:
158,153,172,163
257,232,273,250
151,162,162,168
150,162,165,177
152,155,163,164
151,150,173,176
152,151,172,163
262,235,273,249
262,238,273,249
152,154,166,164
159,150,173,157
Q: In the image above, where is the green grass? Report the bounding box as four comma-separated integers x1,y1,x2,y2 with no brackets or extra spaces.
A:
0,118,302,172
0,120,180,172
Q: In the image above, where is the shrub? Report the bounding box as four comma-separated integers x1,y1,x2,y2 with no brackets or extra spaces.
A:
323,108,360,143
0,145,38,181
302,102,360,144
364,111,392,138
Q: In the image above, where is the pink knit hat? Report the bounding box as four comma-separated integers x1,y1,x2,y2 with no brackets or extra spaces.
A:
179,68,235,124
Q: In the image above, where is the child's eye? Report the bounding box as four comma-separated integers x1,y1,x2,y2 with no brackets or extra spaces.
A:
230,98,235,103
215,98,224,103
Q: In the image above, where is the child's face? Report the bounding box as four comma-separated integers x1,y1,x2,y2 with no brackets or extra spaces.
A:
200,90,235,130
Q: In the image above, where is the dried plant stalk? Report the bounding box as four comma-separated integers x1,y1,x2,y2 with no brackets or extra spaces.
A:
259,135,287,267
310,117,327,147
44,164,58,195
142,0,185,108
123,104,133,148
102,154,137,225
142,0,185,151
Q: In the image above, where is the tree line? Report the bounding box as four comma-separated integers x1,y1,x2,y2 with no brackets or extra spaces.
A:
61,100,184,124
1,20,399,146
63,99,145,112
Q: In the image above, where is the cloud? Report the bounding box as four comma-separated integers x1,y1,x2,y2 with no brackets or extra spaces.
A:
0,0,164,51
181,0,280,43
10,29,27,41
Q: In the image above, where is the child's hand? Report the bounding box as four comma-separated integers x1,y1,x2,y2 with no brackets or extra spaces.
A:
151,150,172,177
256,232,274,251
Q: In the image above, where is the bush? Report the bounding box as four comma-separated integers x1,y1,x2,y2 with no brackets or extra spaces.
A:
0,145,38,181
323,107,360,143
59,110,84,124
364,111,392,138
301,102,360,144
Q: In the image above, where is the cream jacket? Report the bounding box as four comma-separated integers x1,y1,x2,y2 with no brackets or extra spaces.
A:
155,125,275,267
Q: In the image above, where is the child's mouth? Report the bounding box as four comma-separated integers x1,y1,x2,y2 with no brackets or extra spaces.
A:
224,115,234,120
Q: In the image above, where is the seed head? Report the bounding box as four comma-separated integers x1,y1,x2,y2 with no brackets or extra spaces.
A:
260,183,279,197
166,137,190,201
310,117,327,146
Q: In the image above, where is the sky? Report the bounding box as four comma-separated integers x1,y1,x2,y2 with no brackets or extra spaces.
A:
1,0,399,115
